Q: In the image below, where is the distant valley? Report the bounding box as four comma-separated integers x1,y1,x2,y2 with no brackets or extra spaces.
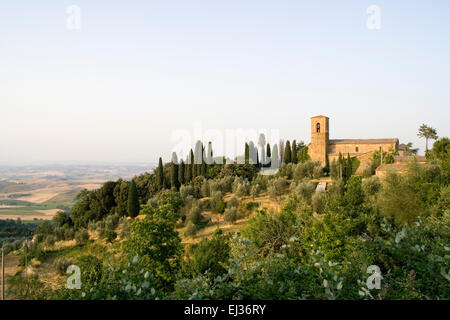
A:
0,164,153,220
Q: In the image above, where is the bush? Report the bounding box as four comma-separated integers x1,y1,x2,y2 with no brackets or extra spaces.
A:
294,160,323,180
218,176,234,193
245,202,259,212
312,166,323,179
192,176,205,198
182,230,230,279
362,176,381,198
53,257,76,275
342,176,364,209
224,207,237,224
124,215,182,290
227,195,239,209
187,205,202,225
184,221,197,237
208,180,220,194
180,185,195,200
268,177,289,199
6,274,45,300
75,229,90,244
210,191,225,214
64,228,75,240
436,185,450,215
77,255,103,286
311,192,326,214
105,230,117,243
119,218,131,239
147,195,159,208
277,163,294,179
362,165,375,178
377,171,424,223
104,214,119,231
294,163,307,180
201,180,210,197
295,181,316,204
253,175,268,191
235,181,250,197
250,184,261,199
158,189,184,212
44,235,56,247
242,208,298,253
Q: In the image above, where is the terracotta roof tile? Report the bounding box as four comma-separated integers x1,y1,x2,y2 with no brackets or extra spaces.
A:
329,138,398,144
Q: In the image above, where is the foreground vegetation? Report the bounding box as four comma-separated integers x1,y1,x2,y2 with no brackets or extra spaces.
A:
3,136,449,300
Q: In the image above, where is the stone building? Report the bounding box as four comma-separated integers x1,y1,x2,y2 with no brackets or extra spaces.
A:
307,115,399,166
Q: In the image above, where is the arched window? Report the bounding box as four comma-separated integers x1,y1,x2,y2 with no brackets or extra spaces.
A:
316,123,321,133
355,146,359,152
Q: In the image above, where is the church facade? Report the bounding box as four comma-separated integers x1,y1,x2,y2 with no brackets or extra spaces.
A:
307,115,399,165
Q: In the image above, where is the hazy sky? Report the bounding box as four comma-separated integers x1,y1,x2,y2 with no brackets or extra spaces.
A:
1,1,449,165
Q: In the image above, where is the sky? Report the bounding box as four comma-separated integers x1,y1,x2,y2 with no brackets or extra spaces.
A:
1,0,449,165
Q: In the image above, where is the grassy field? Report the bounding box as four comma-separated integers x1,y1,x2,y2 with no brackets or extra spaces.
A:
0,182,102,220
0,164,151,221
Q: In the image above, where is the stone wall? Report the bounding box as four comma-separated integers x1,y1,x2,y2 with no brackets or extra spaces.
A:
328,141,397,155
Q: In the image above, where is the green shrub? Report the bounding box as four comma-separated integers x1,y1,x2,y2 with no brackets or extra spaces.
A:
227,195,239,209
268,177,289,199
53,257,76,275
210,191,225,214
295,181,316,204
105,230,117,243
75,229,90,244
44,235,56,247
362,176,381,198
182,230,230,278
187,205,202,224
312,192,326,214
224,207,237,224
250,184,261,199
184,221,197,237
77,255,103,286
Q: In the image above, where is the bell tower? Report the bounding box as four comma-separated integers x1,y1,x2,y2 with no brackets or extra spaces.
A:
308,115,329,165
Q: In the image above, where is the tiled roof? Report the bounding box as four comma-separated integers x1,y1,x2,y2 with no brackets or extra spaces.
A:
329,138,398,144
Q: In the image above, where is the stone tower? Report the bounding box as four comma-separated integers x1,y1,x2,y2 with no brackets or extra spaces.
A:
308,115,329,165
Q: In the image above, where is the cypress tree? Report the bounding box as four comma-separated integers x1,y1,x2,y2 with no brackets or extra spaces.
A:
291,140,297,164
178,160,185,185
206,142,213,165
193,141,203,177
338,153,344,179
266,143,271,167
284,140,292,164
201,145,207,176
245,143,249,164
324,155,330,176
157,157,164,190
201,161,207,176
271,144,279,169
127,179,140,218
190,149,195,179
185,161,192,183
185,150,193,182
330,159,338,180
346,153,353,180
170,161,179,190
